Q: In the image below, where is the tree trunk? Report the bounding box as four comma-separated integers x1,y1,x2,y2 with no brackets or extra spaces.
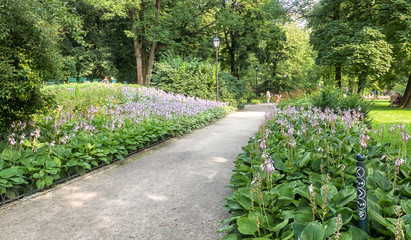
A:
335,64,342,88
398,72,411,108
357,76,365,94
145,0,160,86
129,7,143,85
348,78,354,93
140,4,148,85
146,42,156,86
229,30,237,77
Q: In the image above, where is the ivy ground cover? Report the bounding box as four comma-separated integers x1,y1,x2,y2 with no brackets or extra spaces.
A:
220,105,410,240
0,83,229,203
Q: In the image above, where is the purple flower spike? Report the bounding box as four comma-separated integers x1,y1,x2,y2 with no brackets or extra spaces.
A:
266,160,275,175
401,131,410,144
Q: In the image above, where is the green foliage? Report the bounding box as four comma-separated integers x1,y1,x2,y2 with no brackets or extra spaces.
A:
310,87,373,121
369,100,411,156
0,81,56,134
0,0,83,135
308,0,410,93
221,105,410,239
0,83,229,201
151,54,247,108
343,27,393,93
216,0,286,78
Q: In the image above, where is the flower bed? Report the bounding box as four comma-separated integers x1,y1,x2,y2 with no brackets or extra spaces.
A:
220,105,410,240
0,83,229,203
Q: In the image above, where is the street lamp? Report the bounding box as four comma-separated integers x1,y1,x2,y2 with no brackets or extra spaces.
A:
213,37,220,102
255,65,259,99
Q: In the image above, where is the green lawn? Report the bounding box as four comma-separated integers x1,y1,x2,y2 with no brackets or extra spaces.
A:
369,99,411,156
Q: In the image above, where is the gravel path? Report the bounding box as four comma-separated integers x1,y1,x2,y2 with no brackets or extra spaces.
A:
0,104,271,240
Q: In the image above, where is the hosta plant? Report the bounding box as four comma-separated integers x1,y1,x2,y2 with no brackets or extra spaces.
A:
0,83,229,203
220,105,410,240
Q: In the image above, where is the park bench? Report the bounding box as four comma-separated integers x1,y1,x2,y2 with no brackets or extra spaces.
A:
45,80,56,85
68,78,77,83
79,77,88,83
93,79,99,82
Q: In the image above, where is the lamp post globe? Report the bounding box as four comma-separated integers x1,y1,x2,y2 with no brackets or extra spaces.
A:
213,37,220,48
214,37,220,102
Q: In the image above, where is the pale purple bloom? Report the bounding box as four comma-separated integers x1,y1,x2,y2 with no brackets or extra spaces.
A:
259,139,266,149
34,128,41,139
266,160,275,175
288,127,294,137
290,139,296,149
395,158,404,167
390,125,395,133
261,157,275,175
401,131,410,144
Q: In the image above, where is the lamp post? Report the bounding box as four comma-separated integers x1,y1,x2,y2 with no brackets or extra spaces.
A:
254,65,259,99
213,37,220,102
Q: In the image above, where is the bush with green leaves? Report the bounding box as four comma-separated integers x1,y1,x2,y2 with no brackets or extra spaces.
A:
220,105,410,240
151,53,247,108
0,0,83,136
0,81,56,136
310,87,373,122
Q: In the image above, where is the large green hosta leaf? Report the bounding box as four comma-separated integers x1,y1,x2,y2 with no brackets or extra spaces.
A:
299,221,325,240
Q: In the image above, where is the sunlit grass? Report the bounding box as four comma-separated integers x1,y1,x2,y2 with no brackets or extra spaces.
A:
369,99,411,156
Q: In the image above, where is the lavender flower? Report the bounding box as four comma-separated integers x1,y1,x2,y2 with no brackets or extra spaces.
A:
359,127,370,148
401,131,410,144
260,157,275,175
259,139,266,150
395,158,404,167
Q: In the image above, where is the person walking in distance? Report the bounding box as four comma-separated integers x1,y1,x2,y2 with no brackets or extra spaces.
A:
266,90,271,103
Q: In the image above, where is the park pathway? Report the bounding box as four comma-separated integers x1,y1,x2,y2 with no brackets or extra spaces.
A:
0,104,271,240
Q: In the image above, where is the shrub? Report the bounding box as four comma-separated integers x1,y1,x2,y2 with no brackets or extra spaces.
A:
151,53,246,108
0,80,55,136
310,87,373,121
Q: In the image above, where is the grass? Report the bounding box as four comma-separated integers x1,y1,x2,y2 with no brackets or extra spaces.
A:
368,99,411,156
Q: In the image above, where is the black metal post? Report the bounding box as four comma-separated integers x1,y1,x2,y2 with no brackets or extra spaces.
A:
356,153,368,233
255,71,257,99
255,66,258,99
216,47,219,102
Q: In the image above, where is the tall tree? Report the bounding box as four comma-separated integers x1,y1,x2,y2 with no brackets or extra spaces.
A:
343,27,393,93
373,0,411,108
260,22,286,90
90,0,218,86
216,0,285,78
0,0,83,132
309,0,349,88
